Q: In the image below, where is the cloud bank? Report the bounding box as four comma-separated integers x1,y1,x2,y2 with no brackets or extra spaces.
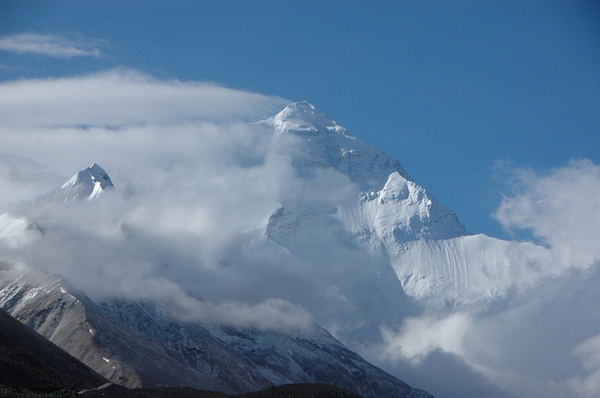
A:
0,33,106,58
0,68,301,330
0,68,288,207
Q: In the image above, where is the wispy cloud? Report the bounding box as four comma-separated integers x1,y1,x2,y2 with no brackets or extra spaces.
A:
0,33,106,58
0,68,288,129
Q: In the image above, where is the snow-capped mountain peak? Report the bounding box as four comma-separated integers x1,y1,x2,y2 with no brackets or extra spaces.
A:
261,102,410,191
265,101,346,136
0,164,112,246
60,163,114,201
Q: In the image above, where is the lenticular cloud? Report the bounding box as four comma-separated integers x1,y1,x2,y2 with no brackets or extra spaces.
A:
0,67,288,129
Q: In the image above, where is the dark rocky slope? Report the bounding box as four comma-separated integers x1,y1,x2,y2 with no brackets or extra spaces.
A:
0,308,107,392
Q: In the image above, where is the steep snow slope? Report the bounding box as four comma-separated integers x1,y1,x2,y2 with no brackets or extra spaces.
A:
332,172,552,305
388,234,552,304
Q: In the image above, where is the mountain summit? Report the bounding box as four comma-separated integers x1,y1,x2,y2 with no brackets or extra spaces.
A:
265,100,346,135
261,102,411,191
60,163,114,201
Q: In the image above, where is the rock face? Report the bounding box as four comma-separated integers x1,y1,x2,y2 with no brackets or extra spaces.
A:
0,267,245,393
0,265,432,398
102,300,432,398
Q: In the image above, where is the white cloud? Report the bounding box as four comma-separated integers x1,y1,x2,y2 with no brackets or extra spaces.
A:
0,33,106,58
0,155,63,212
568,333,600,398
371,265,600,398
0,68,288,206
0,70,366,334
172,297,315,332
380,312,472,361
0,69,305,331
0,68,288,129
494,159,600,269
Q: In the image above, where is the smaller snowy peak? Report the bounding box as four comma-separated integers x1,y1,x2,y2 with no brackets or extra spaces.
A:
60,163,114,201
373,172,468,241
262,101,346,135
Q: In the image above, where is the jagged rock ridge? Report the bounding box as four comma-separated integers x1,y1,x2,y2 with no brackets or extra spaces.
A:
0,265,432,398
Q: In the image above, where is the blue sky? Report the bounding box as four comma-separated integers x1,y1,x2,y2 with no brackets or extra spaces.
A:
1,0,599,239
